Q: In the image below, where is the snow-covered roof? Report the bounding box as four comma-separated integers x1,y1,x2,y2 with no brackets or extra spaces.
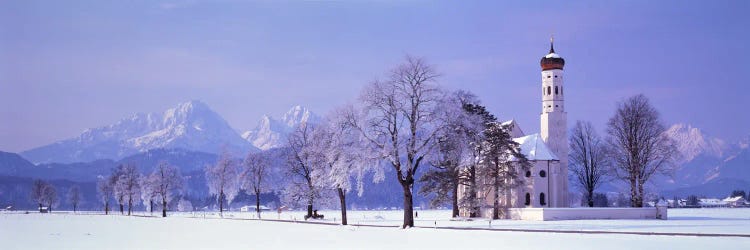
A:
544,53,561,59
501,119,525,138
511,133,558,161
723,196,746,202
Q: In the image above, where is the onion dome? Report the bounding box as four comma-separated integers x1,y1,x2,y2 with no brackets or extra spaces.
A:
540,37,565,70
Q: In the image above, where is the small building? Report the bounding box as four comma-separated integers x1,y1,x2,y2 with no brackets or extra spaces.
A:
240,205,271,212
698,198,728,208
722,196,746,207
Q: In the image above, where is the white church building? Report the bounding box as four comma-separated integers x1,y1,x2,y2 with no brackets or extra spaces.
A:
458,39,667,220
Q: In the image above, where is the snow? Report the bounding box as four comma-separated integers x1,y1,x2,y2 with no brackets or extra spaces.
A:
512,133,558,161
1,209,748,249
242,106,321,150
544,53,561,58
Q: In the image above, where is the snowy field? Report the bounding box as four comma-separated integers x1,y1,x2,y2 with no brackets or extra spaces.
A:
1,209,749,250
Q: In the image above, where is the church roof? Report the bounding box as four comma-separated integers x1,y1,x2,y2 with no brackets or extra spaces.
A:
511,133,559,161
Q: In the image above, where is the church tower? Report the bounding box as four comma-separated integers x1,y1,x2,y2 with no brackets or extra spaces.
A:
539,37,569,207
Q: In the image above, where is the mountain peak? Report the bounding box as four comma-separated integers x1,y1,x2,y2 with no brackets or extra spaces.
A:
665,123,727,163
243,105,320,150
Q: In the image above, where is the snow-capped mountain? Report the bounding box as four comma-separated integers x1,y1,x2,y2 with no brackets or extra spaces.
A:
21,100,255,164
242,105,320,150
664,123,727,163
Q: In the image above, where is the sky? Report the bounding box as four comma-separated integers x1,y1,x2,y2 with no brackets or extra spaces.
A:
1,0,749,153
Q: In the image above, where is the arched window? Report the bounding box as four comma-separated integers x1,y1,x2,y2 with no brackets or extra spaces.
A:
555,86,558,95
540,193,546,206
547,86,551,95
525,171,531,178
525,193,531,206
539,170,547,178
542,87,545,96
561,86,563,95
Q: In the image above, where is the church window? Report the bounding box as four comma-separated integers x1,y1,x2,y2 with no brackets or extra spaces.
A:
525,171,531,178
539,170,547,177
547,86,551,95
525,193,531,206
555,105,558,107
540,193,546,206
547,75,551,79
554,75,558,78
561,86,563,95
555,86,558,95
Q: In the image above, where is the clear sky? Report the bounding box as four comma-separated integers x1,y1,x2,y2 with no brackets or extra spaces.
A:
1,0,749,153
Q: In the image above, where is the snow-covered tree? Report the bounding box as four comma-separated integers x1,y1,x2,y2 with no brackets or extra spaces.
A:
140,174,157,214
457,103,496,217
418,90,484,217
109,165,127,214
479,122,529,219
347,55,442,228
284,123,330,220
66,185,82,213
149,162,184,217
606,94,678,207
96,177,114,214
312,108,378,225
205,151,240,217
30,179,50,212
177,199,193,212
569,120,609,207
240,151,271,219
42,184,58,213
115,164,141,216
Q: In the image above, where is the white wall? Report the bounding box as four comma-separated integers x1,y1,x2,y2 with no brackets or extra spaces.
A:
507,207,668,221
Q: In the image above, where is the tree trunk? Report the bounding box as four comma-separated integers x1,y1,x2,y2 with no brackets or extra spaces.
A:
48,203,52,213
162,200,167,217
401,183,414,228
73,204,77,213
38,203,42,213
636,181,645,207
127,197,132,216
105,201,109,215
219,191,224,217
255,191,261,219
629,178,638,208
150,200,154,214
451,180,459,218
120,203,124,214
337,187,347,225
492,163,501,220
587,189,594,207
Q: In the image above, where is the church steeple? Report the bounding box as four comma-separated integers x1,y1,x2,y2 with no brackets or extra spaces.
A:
549,36,555,54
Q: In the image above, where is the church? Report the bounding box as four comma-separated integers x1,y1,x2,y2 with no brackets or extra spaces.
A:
458,38,569,218
458,39,667,220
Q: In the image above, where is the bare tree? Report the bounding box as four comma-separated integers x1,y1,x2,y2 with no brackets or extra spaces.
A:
606,94,678,207
116,164,141,216
67,185,82,213
479,122,529,219
205,151,240,217
97,177,114,214
149,162,184,217
569,120,609,207
30,179,49,212
348,55,441,228
241,151,271,219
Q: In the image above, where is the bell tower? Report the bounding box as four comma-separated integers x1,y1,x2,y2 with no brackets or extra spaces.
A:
539,37,569,207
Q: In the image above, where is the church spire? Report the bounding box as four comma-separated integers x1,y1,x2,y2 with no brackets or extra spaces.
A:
549,35,555,54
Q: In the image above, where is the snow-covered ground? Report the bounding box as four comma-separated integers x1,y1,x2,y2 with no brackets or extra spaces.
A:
1,209,748,250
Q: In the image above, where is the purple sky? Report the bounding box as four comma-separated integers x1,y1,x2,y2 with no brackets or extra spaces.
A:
2,0,749,153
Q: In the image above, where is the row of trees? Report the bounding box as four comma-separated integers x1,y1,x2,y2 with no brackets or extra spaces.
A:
569,94,678,207
30,180,81,213
96,162,183,217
